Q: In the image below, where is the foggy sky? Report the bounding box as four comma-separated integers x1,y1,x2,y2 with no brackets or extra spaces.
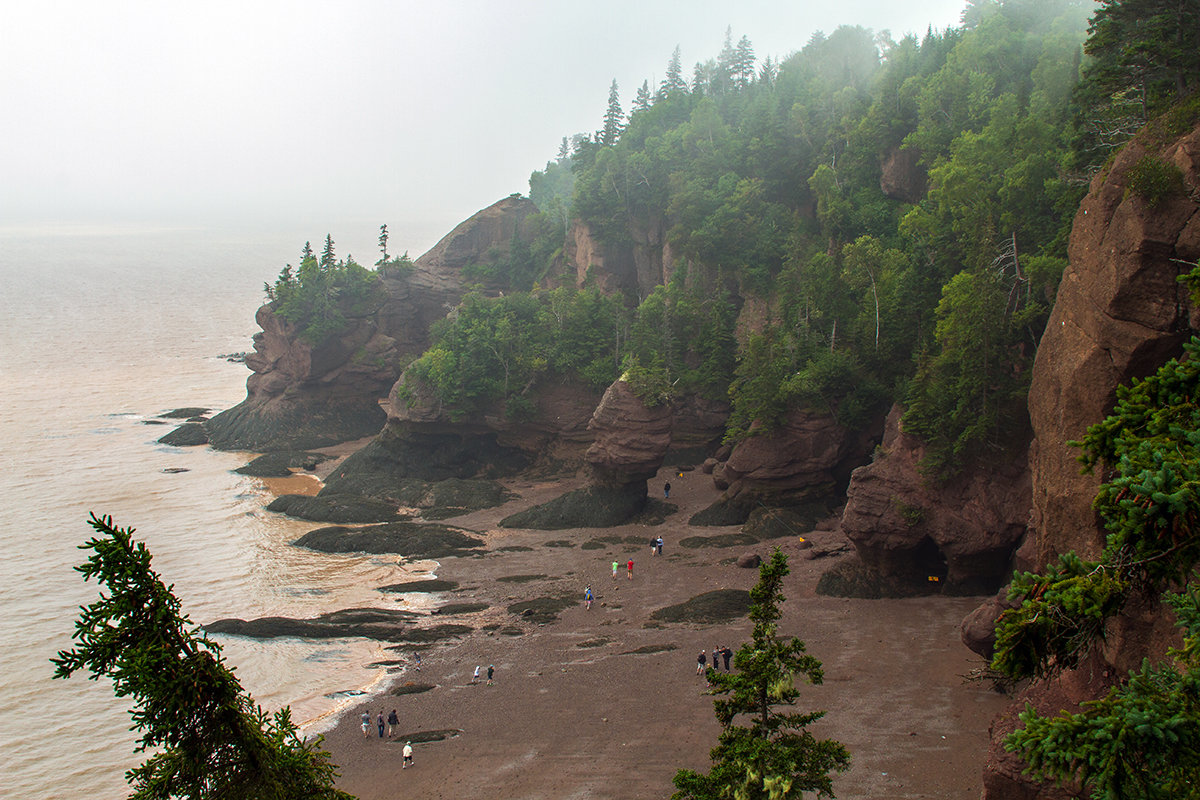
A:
4,1,971,258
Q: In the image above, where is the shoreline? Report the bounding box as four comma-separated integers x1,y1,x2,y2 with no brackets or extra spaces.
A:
298,467,1008,800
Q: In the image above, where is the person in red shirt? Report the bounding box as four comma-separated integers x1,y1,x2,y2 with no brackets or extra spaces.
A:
627,559,634,579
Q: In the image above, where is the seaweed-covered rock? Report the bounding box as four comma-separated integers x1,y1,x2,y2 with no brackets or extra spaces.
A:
294,521,484,559
499,484,647,530
157,423,209,447
741,506,828,541
378,579,459,594
267,493,404,524
506,595,577,624
688,500,753,527
235,451,330,477
204,607,418,641
322,433,528,496
650,590,751,624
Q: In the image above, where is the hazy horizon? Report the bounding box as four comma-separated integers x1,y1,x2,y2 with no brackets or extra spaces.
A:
6,1,974,259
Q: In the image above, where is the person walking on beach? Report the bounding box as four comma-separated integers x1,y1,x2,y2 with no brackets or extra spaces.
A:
612,560,619,579
361,711,371,738
656,536,663,556
377,711,385,738
584,584,593,610
712,647,720,670
414,652,421,671
487,664,494,685
627,559,634,580
722,646,732,671
472,665,481,684
387,709,399,737
697,650,707,675
664,481,671,499
403,741,414,768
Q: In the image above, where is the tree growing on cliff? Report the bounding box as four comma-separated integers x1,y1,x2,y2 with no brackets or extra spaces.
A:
52,514,353,800
991,338,1200,798
673,549,850,800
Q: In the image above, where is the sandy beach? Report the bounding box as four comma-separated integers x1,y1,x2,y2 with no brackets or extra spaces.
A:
318,467,1009,800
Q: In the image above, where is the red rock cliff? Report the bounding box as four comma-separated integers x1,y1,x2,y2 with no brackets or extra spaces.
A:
982,120,1200,799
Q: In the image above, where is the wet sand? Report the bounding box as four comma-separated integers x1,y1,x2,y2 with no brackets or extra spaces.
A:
319,469,1009,799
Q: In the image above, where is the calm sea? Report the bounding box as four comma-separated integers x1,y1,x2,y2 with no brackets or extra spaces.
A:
0,226,429,799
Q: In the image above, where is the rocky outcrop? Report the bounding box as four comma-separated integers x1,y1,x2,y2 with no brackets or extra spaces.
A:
834,404,1030,596
880,145,927,203
697,409,881,525
500,378,672,530
981,121,1200,800
559,217,676,300
206,196,537,452
585,380,673,486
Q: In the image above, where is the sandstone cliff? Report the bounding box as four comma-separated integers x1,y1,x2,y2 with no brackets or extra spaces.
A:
981,120,1200,799
205,196,537,452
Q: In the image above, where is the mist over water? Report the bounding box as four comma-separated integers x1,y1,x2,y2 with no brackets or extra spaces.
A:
0,227,426,799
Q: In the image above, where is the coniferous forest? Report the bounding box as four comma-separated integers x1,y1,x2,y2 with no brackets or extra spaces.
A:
387,0,1197,482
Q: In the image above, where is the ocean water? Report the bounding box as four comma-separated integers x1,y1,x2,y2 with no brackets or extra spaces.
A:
0,226,428,799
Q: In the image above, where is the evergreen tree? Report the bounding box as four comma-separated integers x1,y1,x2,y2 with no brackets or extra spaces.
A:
992,339,1200,798
733,35,756,89
673,549,850,800
634,80,652,113
660,45,688,98
600,79,625,146
377,224,389,266
319,234,336,271
52,514,352,800
1080,0,1200,121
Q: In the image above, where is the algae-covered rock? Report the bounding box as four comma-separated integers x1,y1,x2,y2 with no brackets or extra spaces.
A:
498,484,648,530
268,493,404,524
294,521,483,559
650,590,751,624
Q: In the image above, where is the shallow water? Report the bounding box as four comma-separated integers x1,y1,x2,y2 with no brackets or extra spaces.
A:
0,226,424,799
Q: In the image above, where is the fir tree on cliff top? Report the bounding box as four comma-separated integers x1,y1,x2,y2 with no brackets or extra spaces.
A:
673,548,849,799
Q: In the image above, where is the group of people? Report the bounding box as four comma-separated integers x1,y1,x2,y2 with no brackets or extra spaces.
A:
360,710,415,767
612,559,636,579
696,645,734,674
471,664,495,685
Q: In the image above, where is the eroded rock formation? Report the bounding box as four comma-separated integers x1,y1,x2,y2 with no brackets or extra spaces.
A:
697,408,881,525
837,404,1030,596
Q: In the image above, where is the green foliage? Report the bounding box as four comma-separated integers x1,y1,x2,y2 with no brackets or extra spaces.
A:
624,276,738,402
1077,0,1200,128
620,355,673,407
405,288,624,418
268,239,384,344
51,515,351,800
1003,583,1200,800
902,262,1041,481
377,251,415,279
1076,337,1200,587
673,549,850,800
992,553,1129,681
1125,154,1185,206
991,342,1200,798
